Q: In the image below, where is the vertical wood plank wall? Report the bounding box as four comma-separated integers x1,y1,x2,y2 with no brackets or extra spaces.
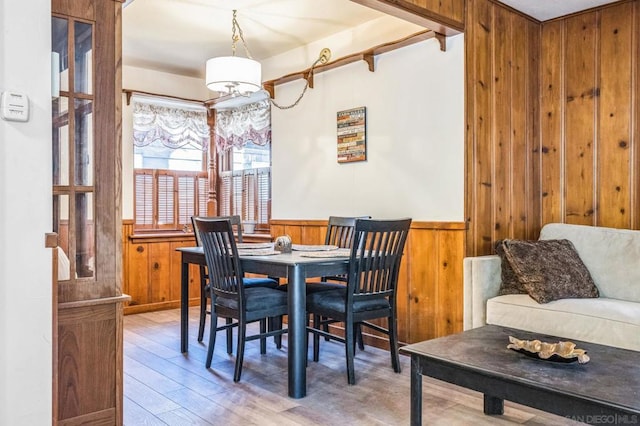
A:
540,1,640,230
465,0,640,257
122,221,201,314
270,220,466,344
465,0,541,257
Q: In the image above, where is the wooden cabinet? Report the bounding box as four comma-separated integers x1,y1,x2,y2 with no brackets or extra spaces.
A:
123,222,201,314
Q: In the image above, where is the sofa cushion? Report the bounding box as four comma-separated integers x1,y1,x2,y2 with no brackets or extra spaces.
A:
502,239,599,304
486,294,640,351
495,240,526,295
540,223,640,303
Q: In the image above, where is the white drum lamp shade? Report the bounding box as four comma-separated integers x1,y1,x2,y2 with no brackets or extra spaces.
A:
205,56,262,95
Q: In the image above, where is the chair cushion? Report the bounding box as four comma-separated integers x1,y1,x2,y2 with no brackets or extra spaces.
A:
216,287,287,312
307,289,390,314
276,282,346,293
243,277,279,288
487,295,640,351
501,239,599,304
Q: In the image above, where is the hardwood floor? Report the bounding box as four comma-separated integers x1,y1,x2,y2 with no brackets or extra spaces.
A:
124,308,583,425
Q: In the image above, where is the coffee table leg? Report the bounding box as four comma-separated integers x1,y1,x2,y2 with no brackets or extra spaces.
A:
484,394,504,415
410,355,422,426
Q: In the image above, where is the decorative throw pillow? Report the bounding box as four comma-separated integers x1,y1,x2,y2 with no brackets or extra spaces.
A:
494,240,526,295
502,239,599,304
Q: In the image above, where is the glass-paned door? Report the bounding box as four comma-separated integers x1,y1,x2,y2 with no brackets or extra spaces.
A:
52,15,95,281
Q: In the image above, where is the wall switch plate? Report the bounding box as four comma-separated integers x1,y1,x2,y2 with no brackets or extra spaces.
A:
1,92,30,122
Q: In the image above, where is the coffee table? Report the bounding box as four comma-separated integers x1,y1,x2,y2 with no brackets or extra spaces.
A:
400,325,640,425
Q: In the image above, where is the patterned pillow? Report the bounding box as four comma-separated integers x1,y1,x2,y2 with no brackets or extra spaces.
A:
495,240,526,295
501,239,599,304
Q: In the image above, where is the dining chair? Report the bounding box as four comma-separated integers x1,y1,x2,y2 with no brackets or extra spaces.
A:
191,215,278,345
306,218,412,384
194,217,288,382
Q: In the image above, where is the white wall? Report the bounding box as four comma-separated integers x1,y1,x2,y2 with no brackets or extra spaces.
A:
270,31,464,220
121,65,211,219
0,0,53,424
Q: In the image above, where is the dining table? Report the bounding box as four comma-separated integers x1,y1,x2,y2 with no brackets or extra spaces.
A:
177,245,350,399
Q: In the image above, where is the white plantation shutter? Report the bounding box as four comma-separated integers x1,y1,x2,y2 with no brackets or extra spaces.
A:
178,176,195,226
257,168,270,226
134,169,207,230
232,173,243,217
157,173,174,227
244,170,257,222
197,176,209,217
135,172,154,228
219,173,232,217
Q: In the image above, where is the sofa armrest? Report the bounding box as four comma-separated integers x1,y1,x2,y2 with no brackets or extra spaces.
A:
463,255,502,330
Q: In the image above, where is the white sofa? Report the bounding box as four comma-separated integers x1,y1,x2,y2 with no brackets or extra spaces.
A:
463,223,640,351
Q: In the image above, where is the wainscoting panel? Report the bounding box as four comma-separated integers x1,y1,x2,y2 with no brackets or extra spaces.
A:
271,219,466,344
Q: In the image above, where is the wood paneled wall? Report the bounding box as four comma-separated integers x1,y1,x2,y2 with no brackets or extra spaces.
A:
270,220,466,344
465,0,542,256
122,221,201,314
465,0,640,257
540,1,640,230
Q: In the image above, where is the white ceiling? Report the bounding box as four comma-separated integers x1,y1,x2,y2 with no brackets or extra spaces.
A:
499,0,620,21
122,0,387,78
122,0,623,79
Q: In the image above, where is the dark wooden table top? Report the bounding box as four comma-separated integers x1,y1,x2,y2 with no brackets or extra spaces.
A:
401,325,640,413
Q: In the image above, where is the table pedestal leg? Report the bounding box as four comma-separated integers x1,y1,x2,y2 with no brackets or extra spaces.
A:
410,355,423,426
288,265,306,398
180,259,189,353
484,395,504,415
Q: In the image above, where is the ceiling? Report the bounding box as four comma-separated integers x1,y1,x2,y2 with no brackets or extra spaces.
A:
122,0,622,79
499,0,620,21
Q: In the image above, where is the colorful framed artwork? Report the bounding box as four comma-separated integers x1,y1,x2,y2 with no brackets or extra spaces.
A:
337,106,366,163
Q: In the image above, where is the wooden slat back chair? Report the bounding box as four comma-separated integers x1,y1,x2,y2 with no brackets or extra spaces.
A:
318,216,370,348
194,218,288,382
306,218,412,384
191,215,277,345
321,216,369,282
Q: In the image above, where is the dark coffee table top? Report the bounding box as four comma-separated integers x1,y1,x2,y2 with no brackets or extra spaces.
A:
401,325,640,413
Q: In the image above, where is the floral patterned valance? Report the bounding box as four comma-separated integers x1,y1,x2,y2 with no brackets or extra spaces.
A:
133,100,209,151
214,100,271,152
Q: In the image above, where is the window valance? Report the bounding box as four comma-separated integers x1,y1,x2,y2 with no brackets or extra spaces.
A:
214,100,271,152
132,99,210,150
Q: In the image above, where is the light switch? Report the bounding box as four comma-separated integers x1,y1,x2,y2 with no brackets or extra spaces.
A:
1,92,30,122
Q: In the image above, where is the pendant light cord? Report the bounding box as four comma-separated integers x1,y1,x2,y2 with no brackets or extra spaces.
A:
231,9,253,59
270,48,331,110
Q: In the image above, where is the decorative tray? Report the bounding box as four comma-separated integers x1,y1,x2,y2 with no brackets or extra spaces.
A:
292,244,339,252
236,242,274,250
507,336,590,364
299,249,351,258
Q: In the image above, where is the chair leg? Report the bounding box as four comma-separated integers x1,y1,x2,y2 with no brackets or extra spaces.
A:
225,318,233,354
259,319,267,354
205,312,218,368
313,314,321,362
198,291,207,342
272,316,283,349
345,319,356,385
388,315,401,373
234,320,247,382
356,323,365,350
322,315,330,341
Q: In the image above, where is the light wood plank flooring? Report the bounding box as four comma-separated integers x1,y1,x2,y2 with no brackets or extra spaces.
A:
124,308,583,425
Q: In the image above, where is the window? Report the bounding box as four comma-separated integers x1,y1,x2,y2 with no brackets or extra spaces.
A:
215,100,271,231
132,97,210,231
